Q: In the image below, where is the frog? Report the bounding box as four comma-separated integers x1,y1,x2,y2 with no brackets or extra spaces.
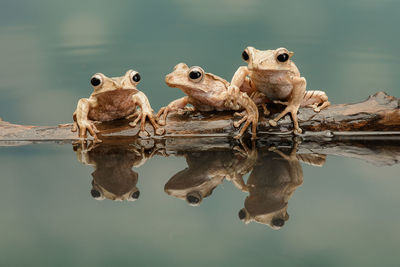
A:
230,46,330,134
164,144,257,206
72,69,164,142
157,63,259,139
73,141,162,201
237,142,325,229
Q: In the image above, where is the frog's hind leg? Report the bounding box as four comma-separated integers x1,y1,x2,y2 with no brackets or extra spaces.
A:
302,90,330,112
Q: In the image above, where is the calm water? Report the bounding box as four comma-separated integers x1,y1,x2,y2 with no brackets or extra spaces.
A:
1,0,400,266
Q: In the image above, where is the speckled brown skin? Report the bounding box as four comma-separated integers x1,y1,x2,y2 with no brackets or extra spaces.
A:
230,47,330,134
157,63,259,139
72,69,163,142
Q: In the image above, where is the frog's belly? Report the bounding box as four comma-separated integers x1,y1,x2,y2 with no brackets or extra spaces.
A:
258,83,293,101
88,90,137,121
251,72,293,100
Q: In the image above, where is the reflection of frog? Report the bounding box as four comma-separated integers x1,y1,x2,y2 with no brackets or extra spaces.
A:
230,47,330,134
157,63,259,139
72,70,163,142
74,141,156,201
237,143,325,229
164,145,257,206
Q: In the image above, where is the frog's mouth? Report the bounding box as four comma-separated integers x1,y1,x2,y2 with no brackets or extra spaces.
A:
248,67,291,73
92,88,138,98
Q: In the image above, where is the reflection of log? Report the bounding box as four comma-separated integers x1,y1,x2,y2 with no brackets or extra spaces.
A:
0,92,399,144
164,138,400,167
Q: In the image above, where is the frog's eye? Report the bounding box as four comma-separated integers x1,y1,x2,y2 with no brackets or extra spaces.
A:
130,72,141,83
90,189,103,200
271,218,285,227
186,191,202,206
242,50,249,61
90,74,103,87
277,53,289,62
188,67,204,83
130,190,140,200
238,208,247,220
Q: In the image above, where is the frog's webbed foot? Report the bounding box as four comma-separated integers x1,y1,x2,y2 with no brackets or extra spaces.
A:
177,106,195,115
303,90,330,113
156,106,169,126
273,100,289,105
269,77,305,135
125,110,140,120
71,121,78,132
130,110,165,137
307,100,331,113
76,120,102,142
268,105,303,135
227,85,259,139
233,111,258,140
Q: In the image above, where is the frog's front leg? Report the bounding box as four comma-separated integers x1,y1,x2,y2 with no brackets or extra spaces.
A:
130,91,165,136
230,66,251,92
227,86,259,139
301,90,330,112
156,96,190,126
73,140,96,166
72,98,101,142
268,77,306,134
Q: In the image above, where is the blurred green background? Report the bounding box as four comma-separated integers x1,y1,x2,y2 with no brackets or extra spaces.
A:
0,0,399,125
1,0,400,266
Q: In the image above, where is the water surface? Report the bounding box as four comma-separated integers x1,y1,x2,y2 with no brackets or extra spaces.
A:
1,0,400,266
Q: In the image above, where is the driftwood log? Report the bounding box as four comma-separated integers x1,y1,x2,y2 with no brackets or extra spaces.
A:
0,91,399,144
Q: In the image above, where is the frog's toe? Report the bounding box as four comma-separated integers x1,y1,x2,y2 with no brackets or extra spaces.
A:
233,134,242,140
268,120,277,127
138,130,150,138
314,107,321,113
157,119,166,126
155,127,165,135
294,128,303,135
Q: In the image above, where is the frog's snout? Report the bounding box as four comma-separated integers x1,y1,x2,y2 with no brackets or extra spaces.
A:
165,73,174,86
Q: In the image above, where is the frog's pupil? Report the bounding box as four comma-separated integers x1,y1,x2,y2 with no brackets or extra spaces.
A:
90,77,101,86
90,189,101,198
242,51,249,61
186,195,200,204
131,190,140,199
272,218,285,227
132,73,141,82
277,53,289,62
238,209,246,220
189,70,202,80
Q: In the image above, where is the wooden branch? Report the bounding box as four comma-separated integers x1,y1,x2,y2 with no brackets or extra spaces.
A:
0,92,399,145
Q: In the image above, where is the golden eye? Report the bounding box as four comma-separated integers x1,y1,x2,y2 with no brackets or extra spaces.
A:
90,74,103,87
188,66,204,82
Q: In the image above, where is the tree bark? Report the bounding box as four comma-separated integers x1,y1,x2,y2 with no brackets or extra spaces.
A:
0,91,399,144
